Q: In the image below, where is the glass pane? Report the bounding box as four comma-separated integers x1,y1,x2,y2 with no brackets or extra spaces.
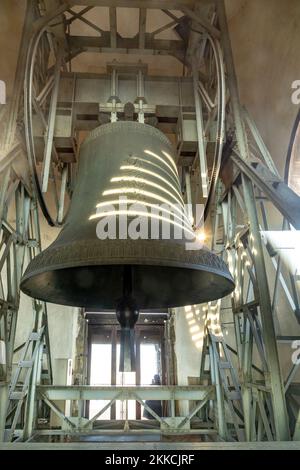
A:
140,343,159,385
116,344,136,420
140,343,161,420
89,343,112,420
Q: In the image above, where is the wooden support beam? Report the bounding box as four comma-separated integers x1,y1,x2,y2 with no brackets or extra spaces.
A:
162,10,180,22
151,19,178,38
181,6,220,38
139,8,146,49
68,34,185,57
67,6,94,24
109,7,117,48
68,8,104,34
69,0,197,9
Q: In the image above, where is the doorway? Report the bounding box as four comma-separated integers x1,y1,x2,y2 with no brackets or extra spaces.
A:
87,314,166,420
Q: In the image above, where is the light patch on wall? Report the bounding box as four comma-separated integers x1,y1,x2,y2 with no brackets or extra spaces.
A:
0,80,6,104
184,300,223,350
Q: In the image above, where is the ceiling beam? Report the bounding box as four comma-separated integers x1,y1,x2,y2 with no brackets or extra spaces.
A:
69,0,198,9
138,8,147,49
181,6,220,38
68,33,185,53
161,10,181,21
109,7,117,48
68,8,104,34
151,18,178,38
67,33,185,61
66,6,94,24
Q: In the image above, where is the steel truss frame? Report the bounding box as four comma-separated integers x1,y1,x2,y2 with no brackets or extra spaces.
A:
208,138,300,441
0,169,52,441
205,2,299,442
0,0,299,443
22,385,217,440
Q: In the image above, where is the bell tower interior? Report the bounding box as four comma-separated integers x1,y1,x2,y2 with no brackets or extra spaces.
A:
0,0,300,451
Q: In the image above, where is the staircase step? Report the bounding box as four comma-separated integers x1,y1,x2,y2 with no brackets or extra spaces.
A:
218,362,231,369
9,391,27,400
227,391,241,400
18,360,33,368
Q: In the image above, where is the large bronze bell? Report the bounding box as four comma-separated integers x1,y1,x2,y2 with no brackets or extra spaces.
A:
21,122,234,371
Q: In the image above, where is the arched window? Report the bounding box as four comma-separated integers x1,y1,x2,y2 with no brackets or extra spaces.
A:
285,110,300,195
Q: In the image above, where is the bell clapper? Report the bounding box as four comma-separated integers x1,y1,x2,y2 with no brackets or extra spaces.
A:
116,266,139,372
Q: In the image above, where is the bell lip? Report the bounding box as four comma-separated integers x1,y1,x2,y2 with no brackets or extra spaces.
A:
20,274,234,310
20,259,235,310
20,239,235,308
21,256,234,286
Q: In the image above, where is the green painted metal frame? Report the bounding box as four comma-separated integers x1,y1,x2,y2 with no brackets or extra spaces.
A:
23,384,216,439
1,0,299,444
198,0,298,443
0,174,52,441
